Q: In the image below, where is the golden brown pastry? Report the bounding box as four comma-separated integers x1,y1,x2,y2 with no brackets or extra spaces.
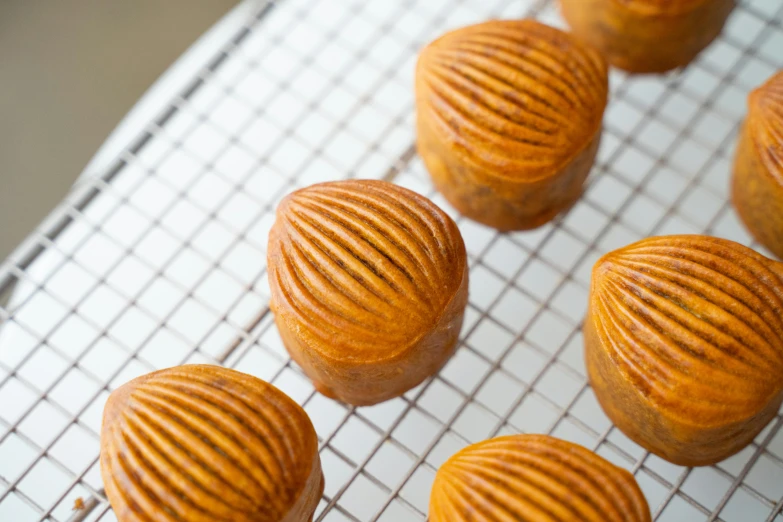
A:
733,70,783,260
416,20,608,231
587,235,783,466
267,180,468,406
430,434,651,522
561,0,735,73
101,365,323,522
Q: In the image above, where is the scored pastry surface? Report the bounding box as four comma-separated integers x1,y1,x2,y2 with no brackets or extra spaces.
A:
746,70,783,182
733,71,783,259
101,365,323,522
587,235,783,465
268,180,468,405
430,434,651,522
417,19,607,180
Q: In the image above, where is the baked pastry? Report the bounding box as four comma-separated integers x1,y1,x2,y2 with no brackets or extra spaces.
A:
430,434,651,522
587,235,783,466
267,180,468,406
733,70,783,260
416,20,608,231
561,0,735,73
101,365,323,522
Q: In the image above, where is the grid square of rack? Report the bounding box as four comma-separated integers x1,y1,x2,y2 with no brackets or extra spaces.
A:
1,0,782,521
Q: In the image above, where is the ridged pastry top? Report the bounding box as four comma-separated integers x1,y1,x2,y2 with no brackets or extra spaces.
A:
101,365,320,522
416,19,608,181
430,434,651,522
747,71,783,185
268,180,467,362
591,236,783,428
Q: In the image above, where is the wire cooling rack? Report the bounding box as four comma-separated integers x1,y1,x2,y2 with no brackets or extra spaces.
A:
1,0,783,520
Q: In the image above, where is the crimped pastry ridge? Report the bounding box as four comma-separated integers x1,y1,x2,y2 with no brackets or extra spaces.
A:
591,236,783,428
101,366,320,522
417,20,607,180
269,180,466,360
430,435,650,522
747,72,783,184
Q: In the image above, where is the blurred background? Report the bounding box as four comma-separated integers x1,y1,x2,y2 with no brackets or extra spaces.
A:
0,0,239,261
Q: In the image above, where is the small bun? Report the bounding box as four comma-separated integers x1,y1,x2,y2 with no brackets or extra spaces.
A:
100,365,323,522
587,235,783,466
733,71,783,259
268,179,468,405
562,0,734,73
416,19,608,231
430,434,651,522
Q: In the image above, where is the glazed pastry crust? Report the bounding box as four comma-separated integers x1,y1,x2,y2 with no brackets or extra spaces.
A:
268,180,468,406
100,365,324,522
416,19,608,231
561,0,735,73
586,236,783,466
430,434,651,522
733,71,783,260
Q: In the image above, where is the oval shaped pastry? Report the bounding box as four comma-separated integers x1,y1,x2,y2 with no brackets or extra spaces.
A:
267,180,468,406
100,365,323,522
561,0,734,73
430,434,651,522
416,19,608,231
587,235,783,466
733,70,783,260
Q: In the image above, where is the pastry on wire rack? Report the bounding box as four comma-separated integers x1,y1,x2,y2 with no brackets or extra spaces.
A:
100,365,323,522
267,179,468,406
430,434,651,522
416,19,608,231
561,0,734,73
733,70,783,260
586,235,783,466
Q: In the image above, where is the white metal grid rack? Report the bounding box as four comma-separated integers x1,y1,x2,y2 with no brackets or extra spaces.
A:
1,0,782,520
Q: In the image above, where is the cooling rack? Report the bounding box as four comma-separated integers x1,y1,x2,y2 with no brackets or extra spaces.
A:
1,0,782,520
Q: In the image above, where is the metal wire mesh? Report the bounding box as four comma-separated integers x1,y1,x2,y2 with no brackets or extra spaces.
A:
1,0,782,520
